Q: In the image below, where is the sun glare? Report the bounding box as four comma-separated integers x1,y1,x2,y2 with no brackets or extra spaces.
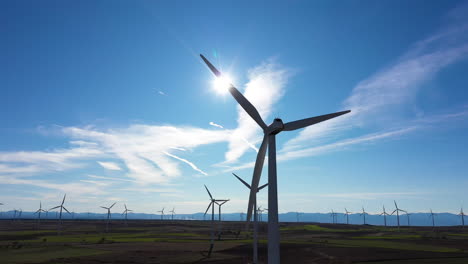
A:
212,75,233,95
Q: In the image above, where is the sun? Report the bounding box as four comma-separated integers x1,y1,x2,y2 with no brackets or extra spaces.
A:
212,74,233,95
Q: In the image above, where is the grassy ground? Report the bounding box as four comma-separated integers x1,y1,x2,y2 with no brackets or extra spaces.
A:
0,220,467,263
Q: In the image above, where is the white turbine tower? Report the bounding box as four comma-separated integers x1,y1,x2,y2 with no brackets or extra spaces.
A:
101,202,116,232
391,200,406,231
34,201,46,225
380,205,390,227
201,54,350,263
344,208,352,225
49,194,71,230
203,185,228,257
233,173,268,264
122,204,132,226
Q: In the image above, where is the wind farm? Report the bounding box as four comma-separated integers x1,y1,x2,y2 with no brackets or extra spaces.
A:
2,1,468,263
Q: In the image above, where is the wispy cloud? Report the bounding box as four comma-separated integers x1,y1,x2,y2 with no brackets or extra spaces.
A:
209,122,224,129
163,151,208,176
97,161,122,171
282,9,468,156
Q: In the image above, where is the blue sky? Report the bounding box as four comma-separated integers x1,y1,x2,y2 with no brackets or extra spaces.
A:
1,0,468,215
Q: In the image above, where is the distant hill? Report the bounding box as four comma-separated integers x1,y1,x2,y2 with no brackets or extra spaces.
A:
1,211,465,227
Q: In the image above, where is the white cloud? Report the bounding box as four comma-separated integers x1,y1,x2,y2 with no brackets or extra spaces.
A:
224,59,290,163
209,122,224,129
97,161,122,171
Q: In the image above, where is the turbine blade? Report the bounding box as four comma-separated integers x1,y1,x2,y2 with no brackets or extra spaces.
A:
232,173,251,189
62,194,66,205
204,202,212,215
391,209,396,215
101,206,108,209
49,206,60,210
109,202,116,209
283,110,351,131
394,200,398,209
200,54,267,130
204,185,213,200
63,207,71,214
246,134,269,223
124,204,127,210
258,183,268,191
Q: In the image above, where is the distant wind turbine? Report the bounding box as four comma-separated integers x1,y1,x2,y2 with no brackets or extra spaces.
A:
360,207,368,225
391,200,406,231
170,208,176,220
233,173,268,264
201,54,350,264
459,207,466,228
122,204,132,226
34,201,46,225
344,208,352,225
405,212,411,226
49,194,71,230
330,209,338,224
158,207,165,220
429,209,436,228
204,185,229,257
215,200,229,222
101,202,116,232
379,205,390,227
296,212,303,222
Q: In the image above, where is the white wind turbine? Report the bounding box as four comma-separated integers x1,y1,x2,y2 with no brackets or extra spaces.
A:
49,194,71,229
201,54,350,263
330,209,338,224
233,173,268,264
158,207,165,220
459,207,466,228
170,208,176,220
203,185,229,257
101,202,116,232
34,201,46,225
429,209,436,228
344,208,352,225
380,205,390,227
391,200,406,231
360,207,368,225
122,204,132,226
215,201,229,222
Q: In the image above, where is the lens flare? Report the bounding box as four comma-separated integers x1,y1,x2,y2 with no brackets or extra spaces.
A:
212,75,233,95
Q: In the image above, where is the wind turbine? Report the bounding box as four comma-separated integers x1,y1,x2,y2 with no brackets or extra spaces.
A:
360,207,368,225
405,212,411,226
329,209,337,224
429,209,436,228
215,200,229,222
34,201,46,225
158,207,165,220
344,208,352,225
459,207,466,228
296,212,303,222
391,200,406,231
170,208,176,220
101,202,116,232
203,185,229,257
13,209,18,221
122,204,132,226
233,173,268,264
201,54,350,263
49,194,71,229
379,205,390,227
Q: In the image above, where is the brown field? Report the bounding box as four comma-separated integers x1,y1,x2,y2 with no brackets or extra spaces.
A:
1,219,468,263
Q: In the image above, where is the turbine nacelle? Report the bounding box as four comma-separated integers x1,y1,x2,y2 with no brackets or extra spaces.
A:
267,118,284,135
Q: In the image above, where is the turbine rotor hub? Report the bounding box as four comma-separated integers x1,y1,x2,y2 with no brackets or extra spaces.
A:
268,118,284,134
